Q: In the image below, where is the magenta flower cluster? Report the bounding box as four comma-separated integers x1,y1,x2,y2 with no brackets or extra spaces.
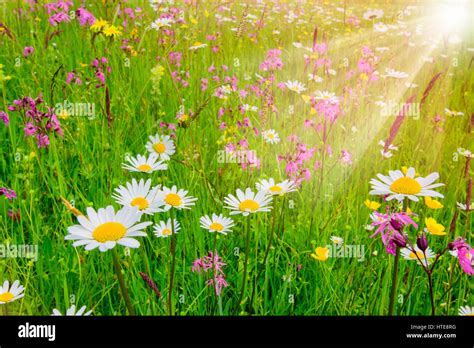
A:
5,94,63,148
192,251,229,296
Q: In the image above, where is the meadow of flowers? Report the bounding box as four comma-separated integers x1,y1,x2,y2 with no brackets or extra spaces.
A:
0,0,473,317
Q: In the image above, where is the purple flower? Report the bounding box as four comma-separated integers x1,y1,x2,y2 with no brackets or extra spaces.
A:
192,251,229,296
0,188,16,200
449,237,474,275
340,149,353,165
259,49,283,71
370,210,418,255
76,8,95,26
23,46,34,57
24,122,36,136
0,111,9,126
36,134,50,148
48,12,71,27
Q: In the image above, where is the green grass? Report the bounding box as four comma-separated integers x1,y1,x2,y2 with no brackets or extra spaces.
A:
0,0,473,316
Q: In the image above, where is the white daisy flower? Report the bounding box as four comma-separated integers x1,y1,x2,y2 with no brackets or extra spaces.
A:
314,90,339,104
378,140,398,152
145,134,176,161
458,306,474,316
122,153,168,173
285,80,307,94
156,185,198,211
200,214,235,235
153,218,180,238
189,41,207,50
262,129,280,144
308,74,323,83
65,206,152,252
224,188,273,216
113,179,163,215
378,140,398,158
369,167,444,202
457,148,473,158
400,246,435,266
330,236,344,245
52,305,92,316
373,22,389,32
151,17,173,30
0,280,25,304
445,109,464,117
381,150,393,158
363,9,384,20
256,178,297,195
382,68,409,79
457,202,474,211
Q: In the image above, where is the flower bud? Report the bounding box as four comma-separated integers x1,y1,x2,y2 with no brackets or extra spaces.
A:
416,233,428,251
392,232,407,248
389,219,403,231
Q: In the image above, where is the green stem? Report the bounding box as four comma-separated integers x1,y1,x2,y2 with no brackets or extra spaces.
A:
112,248,135,316
168,209,177,316
388,247,400,316
428,271,435,316
234,216,251,315
218,294,223,316
249,196,279,313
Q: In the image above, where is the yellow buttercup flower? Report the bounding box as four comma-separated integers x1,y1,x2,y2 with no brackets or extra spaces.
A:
310,247,329,261
424,218,446,236
425,196,444,209
364,199,381,210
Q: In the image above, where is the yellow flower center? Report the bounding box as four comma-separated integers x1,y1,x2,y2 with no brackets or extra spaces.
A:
92,222,126,243
153,142,166,154
409,251,425,260
131,197,149,210
165,193,182,207
239,199,260,212
137,164,152,172
269,185,283,193
0,292,14,302
390,177,422,195
162,228,172,236
210,222,224,231
267,133,275,139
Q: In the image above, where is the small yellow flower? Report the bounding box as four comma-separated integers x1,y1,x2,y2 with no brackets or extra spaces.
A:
90,18,108,33
102,25,122,38
425,217,446,236
58,110,69,120
364,199,381,210
424,196,444,209
310,247,329,261
178,114,189,123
